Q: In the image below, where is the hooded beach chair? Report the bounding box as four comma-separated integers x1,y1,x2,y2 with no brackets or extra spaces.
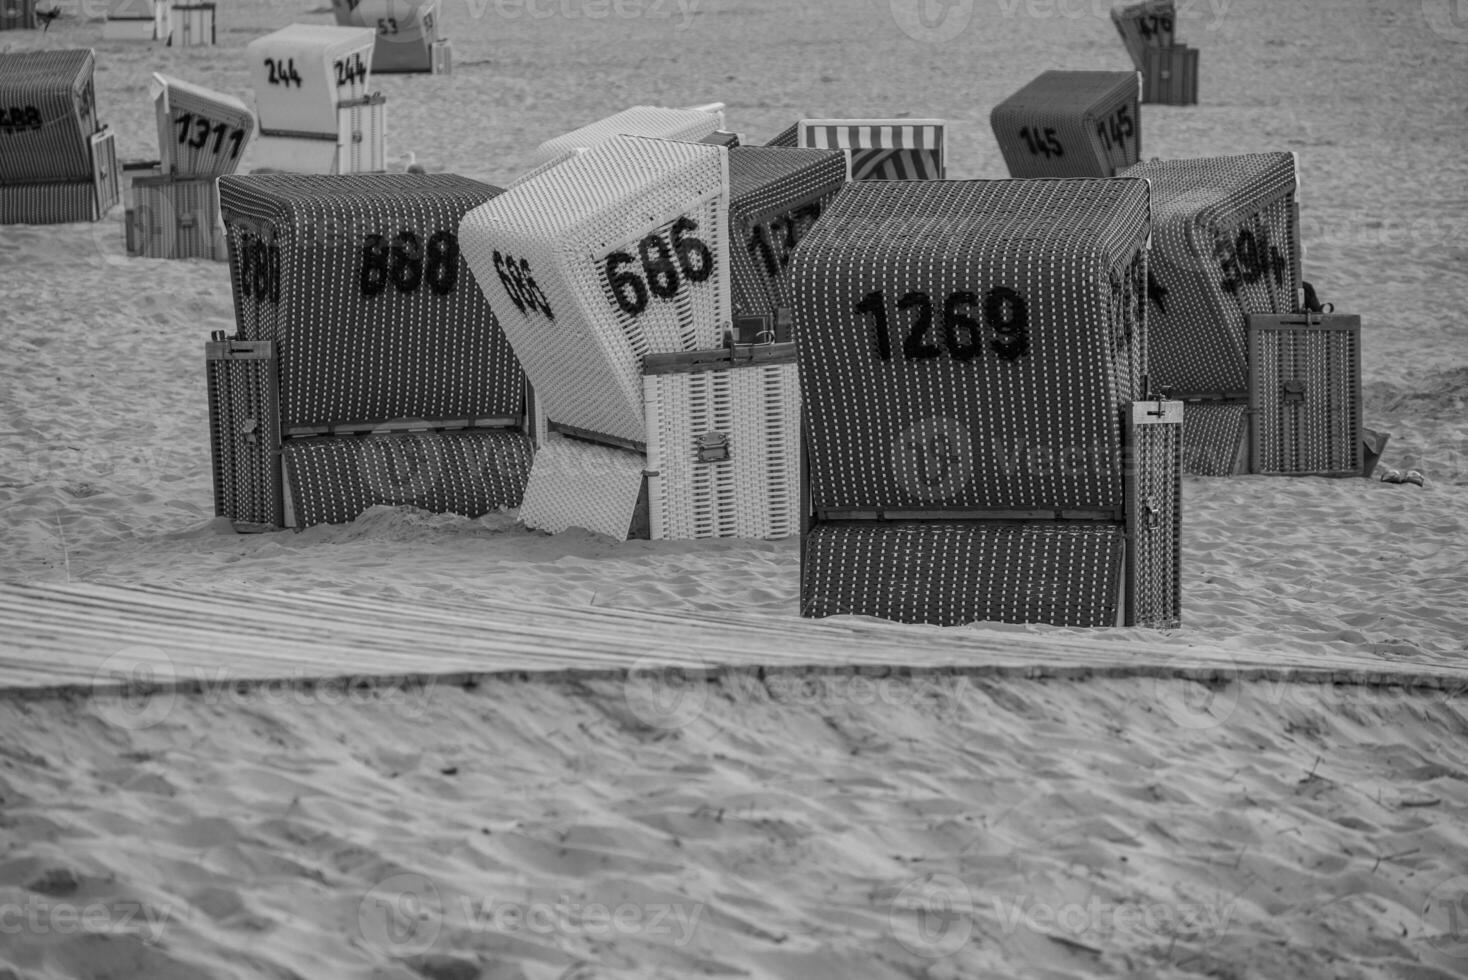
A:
518,104,725,177
208,173,532,531
330,0,451,74
172,3,216,46
460,135,803,541
991,70,1141,178
102,0,169,40
0,49,118,224
796,118,945,180
791,178,1182,628
1111,0,1198,105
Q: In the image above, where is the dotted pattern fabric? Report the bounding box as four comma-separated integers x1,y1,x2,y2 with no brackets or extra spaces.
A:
1111,0,1175,70
763,122,799,148
643,355,802,540
1249,316,1362,476
0,49,99,186
526,105,724,171
991,71,1141,179
798,120,945,180
281,428,532,528
1179,400,1248,476
133,175,224,260
518,433,645,539
219,172,524,430
790,178,1151,513
205,340,283,530
1127,406,1182,627
151,73,256,178
458,135,731,447
1120,152,1300,395
801,522,1126,627
246,25,377,137
727,146,848,322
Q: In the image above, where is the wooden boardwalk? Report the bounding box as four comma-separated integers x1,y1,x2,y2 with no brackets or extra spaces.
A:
1,581,1465,700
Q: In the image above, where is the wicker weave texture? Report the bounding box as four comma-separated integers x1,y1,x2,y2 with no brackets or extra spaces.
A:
282,428,532,527
1,0,38,30
763,122,799,148
1249,315,1362,476
802,522,1126,626
991,70,1140,179
728,146,847,321
246,24,376,136
1121,152,1299,394
151,73,255,178
332,0,442,72
527,105,723,170
791,178,1150,513
517,434,645,538
643,358,801,539
797,119,944,179
1111,0,1175,69
206,339,283,529
1178,399,1248,476
459,135,731,446
132,174,225,260
1142,45,1198,105
0,49,98,185
0,129,115,224
219,173,523,429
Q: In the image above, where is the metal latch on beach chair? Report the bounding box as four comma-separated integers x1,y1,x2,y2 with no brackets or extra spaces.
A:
1281,379,1306,405
695,431,729,462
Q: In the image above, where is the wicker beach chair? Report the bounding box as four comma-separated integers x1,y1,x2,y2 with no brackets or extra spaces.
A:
331,0,451,74
727,146,847,333
245,24,385,174
796,118,945,180
991,71,1141,178
1142,45,1198,105
1111,0,1175,70
209,174,531,530
523,104,725,173
102,0,169,40
1,0,37,30
1118,152,1336,475
460,135,802,540
1245,311,1363,477
791,179,1181,628
0,49,118,224
172,3,216,46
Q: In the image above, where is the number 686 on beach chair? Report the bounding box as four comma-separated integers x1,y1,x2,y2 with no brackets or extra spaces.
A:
0,49,119,224
790,179,1182,628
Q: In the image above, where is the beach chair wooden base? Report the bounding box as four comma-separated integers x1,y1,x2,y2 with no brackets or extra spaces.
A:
0,129,118,224
800,402,1183,628
129,173,226,261
991,70,1142,178
169,2,215,45
1143,45,1199,105
251,95,386,174
1247,312,1363,477
207,338,533,531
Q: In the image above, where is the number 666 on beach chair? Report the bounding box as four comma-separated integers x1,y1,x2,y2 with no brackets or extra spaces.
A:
0,49,119,224
207,173,533,531
790,179,1182,628
460,134,805,541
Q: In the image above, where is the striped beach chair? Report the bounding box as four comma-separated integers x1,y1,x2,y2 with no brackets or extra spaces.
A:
0,49,118,224
460,135,803,541
209,174,532,530
797,118,945,180
991,70,1141,178
791,178,1181,628
331,0,451,74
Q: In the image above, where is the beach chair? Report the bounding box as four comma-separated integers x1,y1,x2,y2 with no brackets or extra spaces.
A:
991,70,1141,178
245,25,385,175
763,122,799,148
330,0,451,74
1,0,36,30
0,49,119,224
796,118,945,179
209,174,532,531
726,145,847,337
1118,152,1362,476
460,135,803,540
1111,0,1174,70
522,104,725,174
1142,45,1198,105
102,0,170,40
791,179,1181,628
171,3,216,46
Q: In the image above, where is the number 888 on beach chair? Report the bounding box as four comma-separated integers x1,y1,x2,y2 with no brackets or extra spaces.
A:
460,134,806,541
0,49,118,224
791,179,1182,628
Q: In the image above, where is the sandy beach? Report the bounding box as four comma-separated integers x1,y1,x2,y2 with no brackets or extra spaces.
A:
3,0,1468,975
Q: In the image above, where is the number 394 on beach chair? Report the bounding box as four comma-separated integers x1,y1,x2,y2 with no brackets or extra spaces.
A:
991,70,1141,178
791,179,1182,628
245,25,385,175
0,49,118,224
126,72,256,260
1120,152,1363,478
208,174,533,531
460,135,803,541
